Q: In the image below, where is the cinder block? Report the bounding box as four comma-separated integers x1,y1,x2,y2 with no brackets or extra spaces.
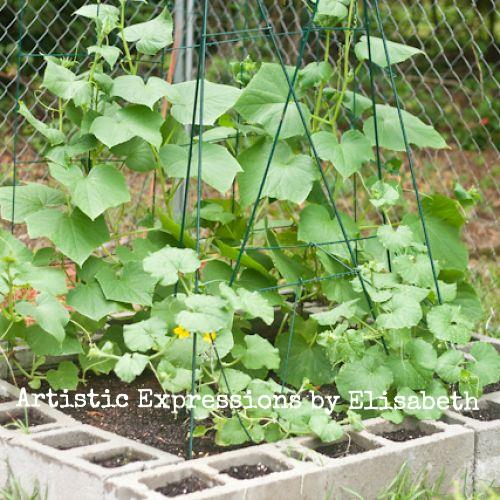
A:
4,424,182,500
444,399,500,488
296,418,474,499
105,461,242,500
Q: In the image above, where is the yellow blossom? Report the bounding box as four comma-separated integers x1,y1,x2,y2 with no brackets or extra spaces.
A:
203,331,217,343
173,325,190,339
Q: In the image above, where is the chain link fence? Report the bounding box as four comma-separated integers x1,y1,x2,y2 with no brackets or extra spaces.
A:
0,0,498,321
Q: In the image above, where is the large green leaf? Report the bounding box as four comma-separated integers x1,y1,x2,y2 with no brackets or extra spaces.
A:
45,361,80,390
111,137,156,172
240,335,280,370
123,317,166,352
73,4,119,35
403,214,468,271
67,281,123,321
143,246,201,286
312,130,374,179
87,45,121,68
297,203,358,260
436,350,464,383
114,353,149,383
336,355,393,402
175,294,231,333
355,36,423,67
18,102,65,146
397,380,448,420
160,143,242,194
427,304,473,344
377,224,414,252
237,139,318,207
26,208,109,266
123,8,173,55
276,331,334,388
15,262,67,295
111,75,174,109
0,184,65,223
90,105,163,149
467,343,500,387
377,292,423,330
26,326,82,357
298,61,333,90
311,299,361,325
168,80,241,126
59,164,130,220
42,60,92,106
16,292,69,343
364,105,447,151
96,262,158,306
235,63,311,139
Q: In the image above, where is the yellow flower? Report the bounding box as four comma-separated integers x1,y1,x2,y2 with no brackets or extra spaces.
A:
203,331,217,343
173,325,190,339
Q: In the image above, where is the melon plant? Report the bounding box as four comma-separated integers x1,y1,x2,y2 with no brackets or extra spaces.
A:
0,0,498,446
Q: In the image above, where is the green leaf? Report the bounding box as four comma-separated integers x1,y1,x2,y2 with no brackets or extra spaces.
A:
467,343,500,387
336,355,393,402
298,203,358,260
26,327,83,356
237,139,318,207
157,360,193,393
123,317,166,352
16,292,69,343
160,143,242,194
15,263,68,295
312,130,374,179
276,331,333,388
0,183,65,223
217,368,251,393
18,102,65,146
404,214,468,272
175,294,231,333
436,350,464,383
369,180,400,208
235,63,311,139
315,0,349,19
309,414,343,442
240,335,280,370
335,90,373,116
114,353,149,383
90,105,163,149
168,80,241,126
111,75,174,109
199,203,236,224
123,8,173,55
96,262,158,306
377,293,422,330
216,415,251,446
45,361,80,390
387,338,436,390
397,380,448,420
364,105,447,151
377,224,414,252
298,61,333,90
143,246,200,286
67,281,123,321
73,4,119,34
26,208,109,267
42,60,92,106
87,45,121,68
311,299,360,325
453,281,483,322
427,304,473,344
70,164,130,220
111,137,156,172
355,36,423,67
422,195,466,229
219,283,274,325
393,253,440,288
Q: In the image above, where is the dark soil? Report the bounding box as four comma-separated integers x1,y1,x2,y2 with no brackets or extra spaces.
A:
315,440,367,458
460,406,500,422
380,428,436,442
91,451,143,468
221,462,274,479
20,374,246,459
483,382,500,394
155,476,211,497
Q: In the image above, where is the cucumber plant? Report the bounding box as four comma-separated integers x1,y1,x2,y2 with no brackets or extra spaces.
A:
0,0,498,447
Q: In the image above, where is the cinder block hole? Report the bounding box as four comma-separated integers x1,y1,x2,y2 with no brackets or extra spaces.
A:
460,401,500,422
282,446,314,463
0,408,55,430
209,452,290,480
87,448,155,468
371,420,442,442
140,470,222,498
0,394,15,404
313,436,376,459
35,430,107,450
